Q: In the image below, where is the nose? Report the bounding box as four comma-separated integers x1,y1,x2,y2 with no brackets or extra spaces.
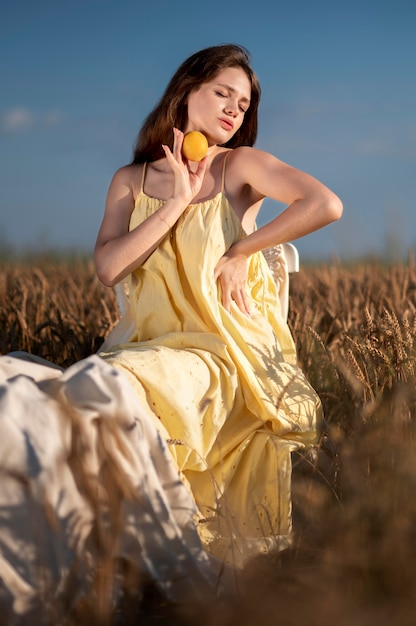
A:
224,99,238,116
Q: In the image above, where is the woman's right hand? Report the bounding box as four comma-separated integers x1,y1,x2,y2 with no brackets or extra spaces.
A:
95,129,209,287
162,127,208,204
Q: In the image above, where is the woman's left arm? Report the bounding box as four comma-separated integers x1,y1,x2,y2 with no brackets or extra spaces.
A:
214,147,343,314
230,147,343,254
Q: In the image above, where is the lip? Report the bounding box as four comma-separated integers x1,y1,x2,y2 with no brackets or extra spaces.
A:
219,118,234,131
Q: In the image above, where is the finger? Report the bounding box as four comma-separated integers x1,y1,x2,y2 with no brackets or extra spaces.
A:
162,144,177,168
195,155,208,177
232,289,251,317
216,278,230,313
239,290,252,316
172,127,184,162
222,291,232,313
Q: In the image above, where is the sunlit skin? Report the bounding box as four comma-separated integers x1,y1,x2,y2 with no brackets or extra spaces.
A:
94,67,343,315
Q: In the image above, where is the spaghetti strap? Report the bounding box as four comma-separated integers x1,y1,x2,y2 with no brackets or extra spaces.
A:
140,163,147,193
221,152,229,192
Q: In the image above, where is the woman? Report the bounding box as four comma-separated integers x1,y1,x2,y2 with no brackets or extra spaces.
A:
95,44,343,566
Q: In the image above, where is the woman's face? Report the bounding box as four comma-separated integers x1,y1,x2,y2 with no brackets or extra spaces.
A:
185,66,251,146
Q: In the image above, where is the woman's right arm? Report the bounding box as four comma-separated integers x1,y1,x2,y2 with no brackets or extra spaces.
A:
94,166,179,287
95,129,207,287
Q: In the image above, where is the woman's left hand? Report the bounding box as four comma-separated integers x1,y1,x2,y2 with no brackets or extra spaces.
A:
214,251,251,316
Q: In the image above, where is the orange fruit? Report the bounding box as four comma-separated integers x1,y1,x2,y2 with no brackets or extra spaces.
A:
182,131,208,162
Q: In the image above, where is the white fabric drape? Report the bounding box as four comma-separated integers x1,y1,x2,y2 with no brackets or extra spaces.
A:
0,354,225,621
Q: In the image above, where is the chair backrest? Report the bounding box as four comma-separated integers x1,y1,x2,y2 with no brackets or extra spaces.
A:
115,280,130,318
115,242,299,321
282,242,300,273
262,243,299,320
263,242,299,275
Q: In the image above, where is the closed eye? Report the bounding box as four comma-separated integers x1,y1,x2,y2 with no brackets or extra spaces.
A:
214,81,251,112
215,90,247,113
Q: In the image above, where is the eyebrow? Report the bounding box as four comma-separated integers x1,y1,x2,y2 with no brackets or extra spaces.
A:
215,83,251,104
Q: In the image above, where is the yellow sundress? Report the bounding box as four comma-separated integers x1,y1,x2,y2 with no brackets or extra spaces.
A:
99,157,322,566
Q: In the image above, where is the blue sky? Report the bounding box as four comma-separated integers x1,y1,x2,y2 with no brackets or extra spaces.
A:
1,0,415,261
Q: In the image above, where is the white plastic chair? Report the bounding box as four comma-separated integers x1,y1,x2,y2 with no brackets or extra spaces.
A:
115,242,299,322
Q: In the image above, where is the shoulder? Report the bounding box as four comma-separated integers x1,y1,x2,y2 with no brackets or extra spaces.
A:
107,163,144,199
225,146,281,173
224,146,286,187
110,163,142,186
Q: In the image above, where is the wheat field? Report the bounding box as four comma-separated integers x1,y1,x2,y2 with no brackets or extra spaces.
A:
1,255,416,625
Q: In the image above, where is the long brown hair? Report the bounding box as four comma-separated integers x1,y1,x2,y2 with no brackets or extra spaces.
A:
132,44,261,163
